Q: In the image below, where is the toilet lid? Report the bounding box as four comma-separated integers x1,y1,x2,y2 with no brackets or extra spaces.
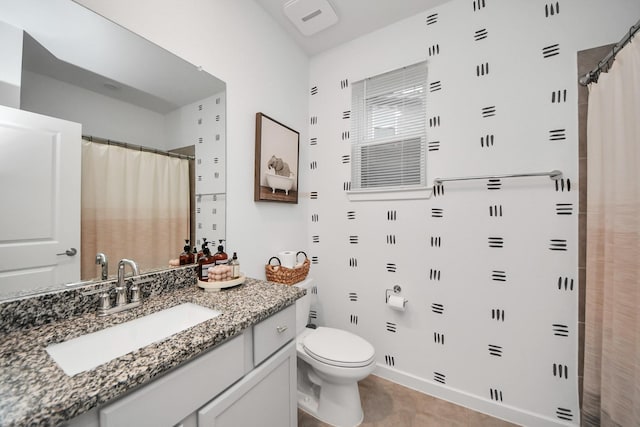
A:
302,327,375,368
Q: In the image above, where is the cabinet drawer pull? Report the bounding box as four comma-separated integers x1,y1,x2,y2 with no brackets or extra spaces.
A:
276,325,288,333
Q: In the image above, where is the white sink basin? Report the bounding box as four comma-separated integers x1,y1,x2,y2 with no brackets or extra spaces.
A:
46,303,221,376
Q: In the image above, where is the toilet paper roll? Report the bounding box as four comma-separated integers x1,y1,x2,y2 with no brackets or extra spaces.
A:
387,295,407,311
278,251,296,269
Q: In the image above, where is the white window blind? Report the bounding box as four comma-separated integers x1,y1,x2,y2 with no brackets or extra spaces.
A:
350,62,427,192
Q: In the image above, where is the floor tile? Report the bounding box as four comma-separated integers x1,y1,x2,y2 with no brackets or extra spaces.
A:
297,374,518,427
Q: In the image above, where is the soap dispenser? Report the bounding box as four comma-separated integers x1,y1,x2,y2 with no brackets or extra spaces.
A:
213,240,228,265
196,238,208,262
180,239,194,265
198,240,214,281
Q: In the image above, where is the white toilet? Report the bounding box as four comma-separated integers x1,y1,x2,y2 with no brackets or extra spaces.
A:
294,278,376,427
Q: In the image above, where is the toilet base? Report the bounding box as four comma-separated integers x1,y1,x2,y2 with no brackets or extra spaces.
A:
297,383,364,427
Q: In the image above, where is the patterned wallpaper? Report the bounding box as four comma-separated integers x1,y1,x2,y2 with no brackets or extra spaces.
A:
193,93,226,249
306,0,628,424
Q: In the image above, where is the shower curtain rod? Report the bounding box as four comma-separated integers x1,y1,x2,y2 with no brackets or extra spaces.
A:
433,170,562,186
82,135,195,160
579,17,640,86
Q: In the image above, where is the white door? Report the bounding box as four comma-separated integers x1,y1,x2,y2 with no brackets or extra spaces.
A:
0,105,81,295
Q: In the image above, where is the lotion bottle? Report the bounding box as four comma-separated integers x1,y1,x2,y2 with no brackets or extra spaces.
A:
213,240,228,265
196,238,208,262
180,239,194,265
198,241,214,281
229,252,240,279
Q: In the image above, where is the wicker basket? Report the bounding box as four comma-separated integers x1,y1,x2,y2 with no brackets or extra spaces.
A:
265,251,310,285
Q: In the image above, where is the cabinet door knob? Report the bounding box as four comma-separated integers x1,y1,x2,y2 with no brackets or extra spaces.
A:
276,325,288,333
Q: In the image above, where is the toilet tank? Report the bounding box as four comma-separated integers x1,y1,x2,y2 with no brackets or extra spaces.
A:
294,278,313,335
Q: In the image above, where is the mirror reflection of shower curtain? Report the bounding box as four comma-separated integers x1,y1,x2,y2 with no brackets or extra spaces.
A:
81,140,190,280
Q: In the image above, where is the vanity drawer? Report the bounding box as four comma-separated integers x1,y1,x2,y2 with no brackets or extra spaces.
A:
253,304,295,365
100,334,244,427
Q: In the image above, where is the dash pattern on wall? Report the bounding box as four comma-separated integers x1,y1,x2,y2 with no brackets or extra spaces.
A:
194,92,226,248
307,0,585,425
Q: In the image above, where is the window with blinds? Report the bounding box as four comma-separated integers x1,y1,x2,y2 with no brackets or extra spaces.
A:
350,62,427,193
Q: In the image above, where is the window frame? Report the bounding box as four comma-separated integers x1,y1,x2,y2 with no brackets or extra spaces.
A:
347,61,430,201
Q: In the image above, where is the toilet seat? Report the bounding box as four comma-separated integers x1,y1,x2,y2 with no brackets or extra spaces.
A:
302,327,375,368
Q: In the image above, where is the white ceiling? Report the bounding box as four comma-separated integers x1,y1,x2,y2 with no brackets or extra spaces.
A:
254,0,452,56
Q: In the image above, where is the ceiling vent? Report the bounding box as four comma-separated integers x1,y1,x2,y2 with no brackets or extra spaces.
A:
283,0,338,36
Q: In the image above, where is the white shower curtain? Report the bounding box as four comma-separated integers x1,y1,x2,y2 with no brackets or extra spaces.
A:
583,39,640,426
81,141,190,280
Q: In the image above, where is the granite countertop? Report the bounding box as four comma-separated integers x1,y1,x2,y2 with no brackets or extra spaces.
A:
0,278,304,426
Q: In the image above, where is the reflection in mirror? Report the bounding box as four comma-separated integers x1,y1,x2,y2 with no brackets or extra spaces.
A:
0,0,226,299
80,137,190,281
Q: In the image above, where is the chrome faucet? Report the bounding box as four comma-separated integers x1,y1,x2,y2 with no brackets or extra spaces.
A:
116,259,139,306
95,253,109,280
97,258,143,317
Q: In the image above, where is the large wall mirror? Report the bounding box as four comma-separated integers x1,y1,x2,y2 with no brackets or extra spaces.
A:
0,0,226,299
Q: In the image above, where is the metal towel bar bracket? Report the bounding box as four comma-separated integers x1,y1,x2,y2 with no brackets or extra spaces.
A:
433,170,562,186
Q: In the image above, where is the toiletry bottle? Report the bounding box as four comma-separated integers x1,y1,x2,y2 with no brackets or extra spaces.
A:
196,238,208,262
229,252,240,279
213,240,228,265
180,239,193,265
187,246,195,264
198,241,214,281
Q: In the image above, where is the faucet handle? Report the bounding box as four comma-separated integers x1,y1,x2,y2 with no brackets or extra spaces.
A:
130,284,140,303
129,276,151,304
97,292,111,317
115,286,127,306
99,292,111,309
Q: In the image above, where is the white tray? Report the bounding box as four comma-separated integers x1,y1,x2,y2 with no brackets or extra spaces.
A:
197,274,245,292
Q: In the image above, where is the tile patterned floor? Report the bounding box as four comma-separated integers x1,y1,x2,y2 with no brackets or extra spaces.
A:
298,375,518,427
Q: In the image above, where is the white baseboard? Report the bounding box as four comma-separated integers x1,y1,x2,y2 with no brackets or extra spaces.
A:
372,364,578,427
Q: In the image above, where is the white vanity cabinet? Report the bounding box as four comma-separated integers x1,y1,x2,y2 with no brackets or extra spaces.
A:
99,334,246,427
197,304,297,427
64,304,297,427
197,340,296,427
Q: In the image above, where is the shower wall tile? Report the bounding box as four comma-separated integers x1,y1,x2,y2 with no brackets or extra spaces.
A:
307,1,634,426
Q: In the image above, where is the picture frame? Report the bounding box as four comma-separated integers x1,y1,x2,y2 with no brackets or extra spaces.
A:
254,112,300,203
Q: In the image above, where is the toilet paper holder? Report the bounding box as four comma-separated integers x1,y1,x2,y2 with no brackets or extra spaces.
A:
385,285,407,310
385,285,402,303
